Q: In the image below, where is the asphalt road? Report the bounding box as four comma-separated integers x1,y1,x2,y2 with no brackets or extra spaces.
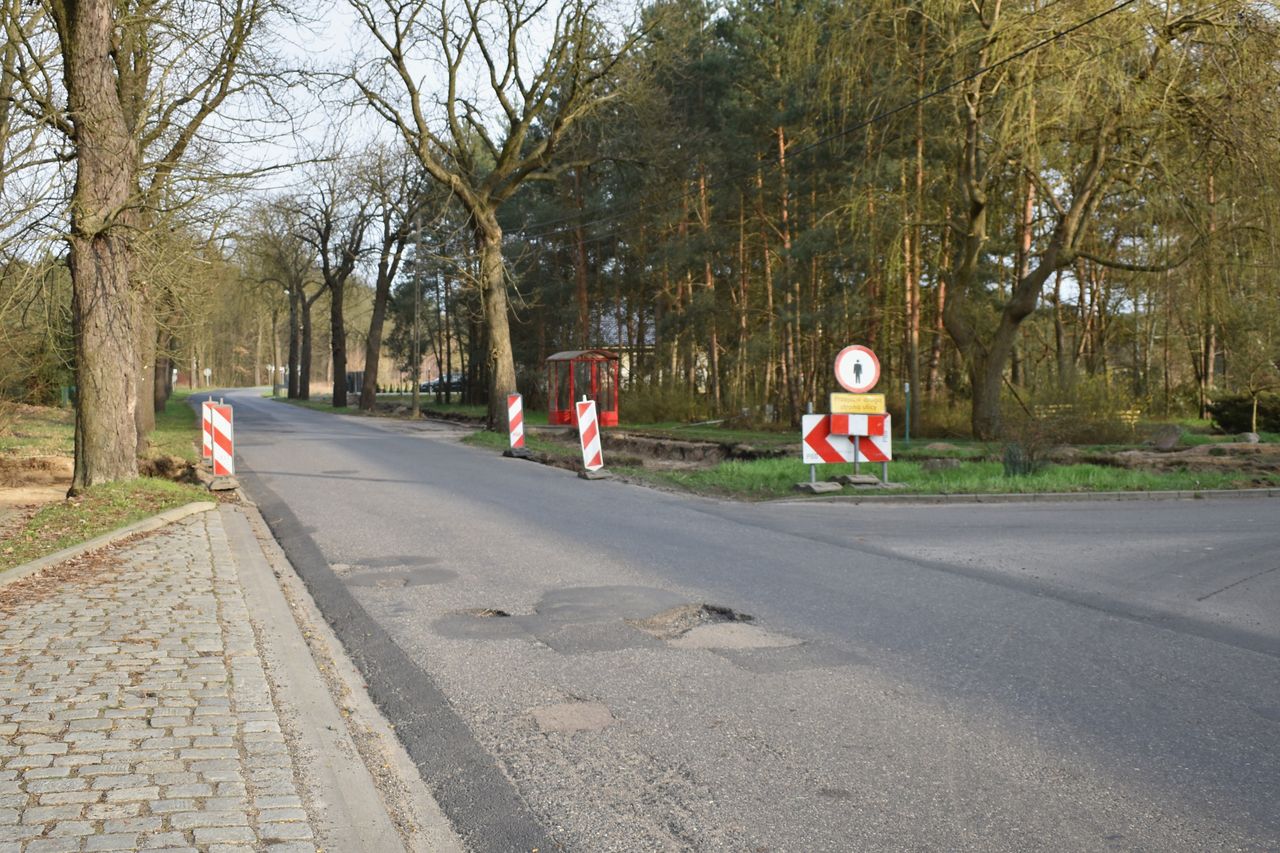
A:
218,389,1280,852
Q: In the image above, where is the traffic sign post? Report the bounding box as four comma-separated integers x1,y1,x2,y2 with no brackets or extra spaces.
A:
796,344,895,492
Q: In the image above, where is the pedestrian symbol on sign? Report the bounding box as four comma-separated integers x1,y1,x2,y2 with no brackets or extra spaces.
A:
834,345,880,393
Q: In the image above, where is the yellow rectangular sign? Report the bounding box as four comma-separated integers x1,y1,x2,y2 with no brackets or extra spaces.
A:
830,393,886,414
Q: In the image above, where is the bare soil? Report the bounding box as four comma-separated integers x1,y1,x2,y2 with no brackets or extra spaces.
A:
1079,442,1280,476
0,456,73,541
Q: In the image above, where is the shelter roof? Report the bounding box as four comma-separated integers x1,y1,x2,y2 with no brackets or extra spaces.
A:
545,349,619,362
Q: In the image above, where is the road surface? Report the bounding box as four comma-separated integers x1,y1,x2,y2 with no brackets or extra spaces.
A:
216,389,1280,852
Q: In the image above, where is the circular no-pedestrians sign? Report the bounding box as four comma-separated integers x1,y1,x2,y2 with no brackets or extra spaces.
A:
834,345,880,393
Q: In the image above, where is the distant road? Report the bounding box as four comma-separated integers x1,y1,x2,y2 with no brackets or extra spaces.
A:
223,389,1280,852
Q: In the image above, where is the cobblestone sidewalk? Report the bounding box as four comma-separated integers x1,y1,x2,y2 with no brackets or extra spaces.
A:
0,509,318,853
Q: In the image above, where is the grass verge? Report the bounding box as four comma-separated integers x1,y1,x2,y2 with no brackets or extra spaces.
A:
0,478,207,573
462,428,579,459
617,458,1280,501
0,402,74,457
148,388,201,461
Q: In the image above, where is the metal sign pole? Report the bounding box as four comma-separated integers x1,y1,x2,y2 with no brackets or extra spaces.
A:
806,401,816,483
904,381,911,443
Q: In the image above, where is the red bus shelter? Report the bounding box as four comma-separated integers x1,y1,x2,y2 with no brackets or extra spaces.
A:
546,349,620,427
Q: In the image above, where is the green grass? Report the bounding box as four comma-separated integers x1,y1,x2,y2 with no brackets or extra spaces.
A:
619,422,796,450
462,428,579,459
0,403,74,457
148,388,202,461
617,458,1280,501
0,478,207,573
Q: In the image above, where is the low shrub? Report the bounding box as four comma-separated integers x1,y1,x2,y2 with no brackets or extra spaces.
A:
620,384,708,424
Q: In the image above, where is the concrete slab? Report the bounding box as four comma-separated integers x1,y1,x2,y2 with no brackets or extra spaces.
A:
834,474,881,487
794,481,842,494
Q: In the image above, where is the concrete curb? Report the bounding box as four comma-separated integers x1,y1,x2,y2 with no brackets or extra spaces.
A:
229,501,466,853
0,500,217,590
775,487,1280,506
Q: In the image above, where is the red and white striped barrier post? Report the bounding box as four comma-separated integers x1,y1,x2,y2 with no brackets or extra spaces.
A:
201,399,213,461
209,404,235,477
575,398,607,479
503,393,532,459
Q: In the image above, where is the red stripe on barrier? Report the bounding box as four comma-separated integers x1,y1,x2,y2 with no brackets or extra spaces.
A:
581,419,598,447
213,433,233,455
587,450,602,468
856,436,890,462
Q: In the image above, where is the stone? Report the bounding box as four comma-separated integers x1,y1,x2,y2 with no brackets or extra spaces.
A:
924,442,958,451
1150,425,1182,451
922,458,962,472
1238,432,1261,444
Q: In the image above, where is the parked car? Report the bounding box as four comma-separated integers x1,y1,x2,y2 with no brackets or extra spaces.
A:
421,374,464,393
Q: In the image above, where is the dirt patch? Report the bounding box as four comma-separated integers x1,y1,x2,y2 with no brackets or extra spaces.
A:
138,454,199,484
0,457,73,537
1086,443,1280,475
0,455,72,489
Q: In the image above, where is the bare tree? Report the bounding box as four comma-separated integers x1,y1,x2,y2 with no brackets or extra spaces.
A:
359,144,428,411
348,0,640,426
289,155,374,408
17,0,288,490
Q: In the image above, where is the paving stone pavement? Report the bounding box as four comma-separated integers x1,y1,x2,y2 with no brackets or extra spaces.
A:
0,510,320,853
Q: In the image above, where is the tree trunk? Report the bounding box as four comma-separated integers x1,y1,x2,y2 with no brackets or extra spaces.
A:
153,329,173,415
287,288,300,398
475,216,517,428
58,0,142,492
69,236,140,492
574,170,591,347
360,265,392,410
134,306,156,454
331,280,348,407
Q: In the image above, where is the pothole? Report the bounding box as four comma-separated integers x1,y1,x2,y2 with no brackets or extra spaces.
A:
459,607,511,618
627,603,753,641
629,603,800,650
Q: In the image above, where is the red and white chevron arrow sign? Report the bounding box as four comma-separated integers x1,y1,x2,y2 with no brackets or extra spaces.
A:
802,414,892,464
